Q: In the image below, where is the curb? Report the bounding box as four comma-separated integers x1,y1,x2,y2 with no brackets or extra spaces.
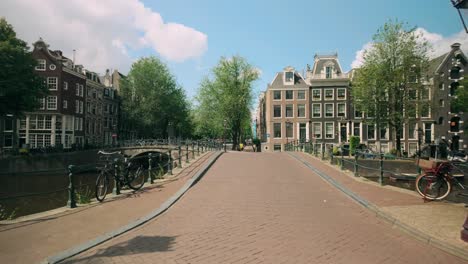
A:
288,152,468,261
43,151,223,264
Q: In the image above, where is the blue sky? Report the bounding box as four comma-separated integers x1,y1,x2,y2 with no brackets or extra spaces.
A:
2,0,467,104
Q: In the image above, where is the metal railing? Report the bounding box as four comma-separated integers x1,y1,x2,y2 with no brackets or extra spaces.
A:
0,139,223,220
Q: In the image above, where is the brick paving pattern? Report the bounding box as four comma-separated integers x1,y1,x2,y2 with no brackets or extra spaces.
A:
64,152,466,264
0,151,214,264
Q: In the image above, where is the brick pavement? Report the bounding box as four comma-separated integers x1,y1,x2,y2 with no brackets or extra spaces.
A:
64,152,466,263
0,151,215,264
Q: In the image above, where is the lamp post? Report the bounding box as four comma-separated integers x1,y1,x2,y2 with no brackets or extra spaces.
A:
286,121,292,151
452,0,468,33
223,119,227,152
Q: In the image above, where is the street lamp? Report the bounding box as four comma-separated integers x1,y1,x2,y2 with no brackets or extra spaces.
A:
452,0,468,33
223,119,227,152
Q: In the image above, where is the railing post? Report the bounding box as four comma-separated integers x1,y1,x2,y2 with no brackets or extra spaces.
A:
186,144,190,163
341,149,344,170
330,148,334,164
354,153,358,177
112,158,121,195
178,145,182,168
147,153,154,184
197,141,200,156
321,145,325,160
192,142,195,159
67,165,77,208
379,153,384,186
168,149,173,175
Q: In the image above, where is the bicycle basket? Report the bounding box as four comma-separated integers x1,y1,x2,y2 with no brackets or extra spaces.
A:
416,159,438,170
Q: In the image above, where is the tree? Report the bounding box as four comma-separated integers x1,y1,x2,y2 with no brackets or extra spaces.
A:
352,20,430,156
119,56,192,138
0,18,47,116
451,76,468,113
194,56,259,149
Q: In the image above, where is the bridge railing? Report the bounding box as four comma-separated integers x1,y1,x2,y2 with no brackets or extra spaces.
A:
0,139,223,220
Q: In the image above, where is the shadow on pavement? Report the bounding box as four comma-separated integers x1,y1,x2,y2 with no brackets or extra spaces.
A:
61,235,177,264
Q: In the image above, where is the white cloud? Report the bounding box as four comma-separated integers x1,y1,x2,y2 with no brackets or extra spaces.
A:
351,28,468,69
0,0,208,73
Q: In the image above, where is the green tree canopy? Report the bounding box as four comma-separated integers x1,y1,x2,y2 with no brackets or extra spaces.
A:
120,56,192,138
0,18,47,116
352,20,430,155
194,56,259,149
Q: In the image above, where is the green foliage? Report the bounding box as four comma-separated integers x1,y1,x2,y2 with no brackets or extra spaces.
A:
349,136,360,155
451,77,468,113
332,146,340,155
194,56,259,148
120,56,192,138
76,186,92,204
0,18,48,116
352,20,430,156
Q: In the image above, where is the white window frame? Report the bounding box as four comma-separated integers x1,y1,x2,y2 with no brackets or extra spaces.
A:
47,77,58,91
285,71,294,84
297,90,306,100
367,124,376,140
337,103,346,118
273,105,282,118
273,90,282,101
39,98,45,110
312,103,321,118
420,105,431,118
380,125,389,140
75,100,79,113
46,96,57,110
80,101,84,114
76,83,80,96
273,123,282,139
324,103,334,118
63,100,68,109
312,89,321,101
80,84,84,97
35,59,46,71
337,88,346,100
324,89,334,100
353,122,361,138
408,143,418,156
285,121,294,139
325,122,335,139
64,81,68,90
408,122,417,140
297,104,306,118
285,90,294,100
312,122,322,139
285,104,294,118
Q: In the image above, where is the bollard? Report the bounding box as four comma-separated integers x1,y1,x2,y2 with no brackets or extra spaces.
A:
341,149,344,170
197,141,200,156
67,165,77,208
321,145,325,160
178,145,182,168
168,149,173,175
354,154,358,177
147,153,154,184
112,158,121,195
379,153,384,186
330,150,334,165
186,144,190,163
192,143,195,159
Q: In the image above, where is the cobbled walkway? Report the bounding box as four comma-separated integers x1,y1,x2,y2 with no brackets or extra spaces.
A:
64,152,466,264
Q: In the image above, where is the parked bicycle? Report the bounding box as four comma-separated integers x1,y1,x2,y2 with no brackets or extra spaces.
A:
415,156,466,200
95,150,145,202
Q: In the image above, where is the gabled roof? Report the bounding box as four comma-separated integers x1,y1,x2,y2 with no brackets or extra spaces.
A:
269,71,309,89
428,53,449,75
311,54,343,75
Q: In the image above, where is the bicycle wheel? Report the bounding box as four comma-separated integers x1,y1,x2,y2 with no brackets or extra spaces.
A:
95,171,109,202
126,165,145,190
415,173,451,200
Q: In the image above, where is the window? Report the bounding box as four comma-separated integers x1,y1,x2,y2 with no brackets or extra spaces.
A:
409,89,417,100
312,104,321,118
80,84,84,97
45,116,52,129
273,91,281,100
367,125,375,140
274,144,282,151
4,134,13,147
80,101,83,114
408,122,417,139
353,122,360,137
312,89,321,100
87,102,91,113
337,88,346,100
19,118,26,129
439,83,444,90
76,84,80,96
325,103,334,117
49,64,56,70
286,122,293,138
35,59,46,71
420,105,430,118
408,143,418,156
47,96,57,110
39,98,45,110
4,117,13,131
324,89,334,100
75,100,79,113
285,72,294,82
337,103,346,117
312,123,322,139
285,104,293,117
380,124,388,140
326,66,332,79
439,99,445,107
325,122,334,139
421,87,430,100
273,123,282,138
47,77,58,90
273,105,281,118
286,90,293,100
297,90,306,100
424,123,432,143
63,100,68,109
64,82,68,90
297,104,306,118
105,117,109,128
354,109,362,118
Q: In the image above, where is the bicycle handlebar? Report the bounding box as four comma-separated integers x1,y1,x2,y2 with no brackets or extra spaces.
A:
97,150,122,155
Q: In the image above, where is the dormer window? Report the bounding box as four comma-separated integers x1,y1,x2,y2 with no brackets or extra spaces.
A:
285,72,294,83
36,59,46,71
326,66,332,79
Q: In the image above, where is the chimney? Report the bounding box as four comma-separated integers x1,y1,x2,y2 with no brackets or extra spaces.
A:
451,43,461,50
